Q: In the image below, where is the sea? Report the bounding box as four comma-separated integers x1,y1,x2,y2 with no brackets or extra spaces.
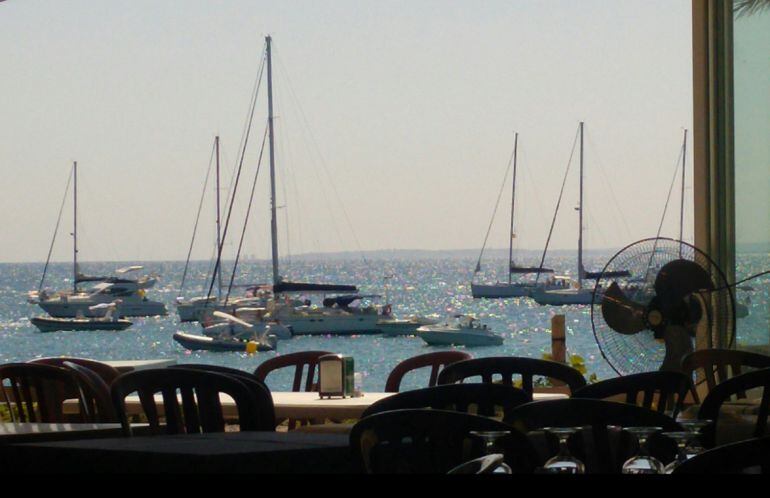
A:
1,253,767,392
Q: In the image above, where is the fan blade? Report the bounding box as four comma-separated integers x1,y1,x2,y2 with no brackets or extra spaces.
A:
601,282,647,335
212,310,253,329
654,259,714,309
660,325,694,372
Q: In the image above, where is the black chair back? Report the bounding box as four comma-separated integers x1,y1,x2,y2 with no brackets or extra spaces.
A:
63,361,118,423
111,368,269,436
350,408,541,474
673,436,770,474
437,356,587,396
682,348,770,403
385,351,472,392
0,363,89,423
573,371,692,418
362,383,531,420
698,367,770,448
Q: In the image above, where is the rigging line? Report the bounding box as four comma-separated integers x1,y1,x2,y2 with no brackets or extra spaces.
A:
205,46,267,306
38,165,74,293
584,133,633,242
474,140,517,275
178,139,217,297
273,91,293,267
225,123,269,303
274,49,371,268
535,125,581,284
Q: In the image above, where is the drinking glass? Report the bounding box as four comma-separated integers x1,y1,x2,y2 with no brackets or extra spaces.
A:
469,431,512,474
621,427,665,474
662,431,698,473
542,427,585,474
678,419,712,456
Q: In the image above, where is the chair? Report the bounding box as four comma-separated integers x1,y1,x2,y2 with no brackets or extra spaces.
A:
254,351,332,392
673,436,770,474
698,367,770,448
437,356,587,396
254,350,332,429
0,363,90,423
29,357,121,386
682,348,770,403
362,383,531,420
350,408,541,474
62,361,118,422
447,454,507,474
111,368,273,436
384,351,472,392
504,398,683,473
170,364,275,429
572,371,692,418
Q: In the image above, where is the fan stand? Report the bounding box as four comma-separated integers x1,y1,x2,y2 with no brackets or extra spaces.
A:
660,325,694,373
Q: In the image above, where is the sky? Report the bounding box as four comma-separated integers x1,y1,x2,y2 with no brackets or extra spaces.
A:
0,0,695,263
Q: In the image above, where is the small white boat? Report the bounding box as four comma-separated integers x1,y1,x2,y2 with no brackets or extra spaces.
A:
202,310,293,340
418,315,503,347
378,314,440,337
30,302,133,332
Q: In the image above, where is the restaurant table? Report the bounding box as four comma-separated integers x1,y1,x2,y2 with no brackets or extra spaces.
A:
99,391,568,422
102,359,177,373
0,431,353,473
0,423,150,444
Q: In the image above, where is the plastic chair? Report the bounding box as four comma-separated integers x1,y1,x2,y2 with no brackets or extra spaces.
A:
29,357,121,386
0,363,90,423
698,367,770,448
573,371,692,418
170,364,275,430
437,356,587,396
504,398,683,473
254,351,332,392
447,454,507,474
62,361,118,422
350,408,541,474
362,383,531,420
111,368,271,436
682,348,770,403
384,351,472,392
673,436,770,474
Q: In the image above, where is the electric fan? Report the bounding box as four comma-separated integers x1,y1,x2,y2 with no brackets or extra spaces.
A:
590,237,736,376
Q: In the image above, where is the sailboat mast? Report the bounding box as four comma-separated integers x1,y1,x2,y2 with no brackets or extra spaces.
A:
215,135,223,299
577,122,584,288
72,160,78,293
266,35,280,287
508,133,518,285
679,129,688,255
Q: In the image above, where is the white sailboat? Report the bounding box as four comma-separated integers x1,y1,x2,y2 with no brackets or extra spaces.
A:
471,132,560,298
29,162,167,318
530,122,628,306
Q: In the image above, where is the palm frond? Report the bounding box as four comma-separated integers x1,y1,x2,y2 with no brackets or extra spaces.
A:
734,0,770,17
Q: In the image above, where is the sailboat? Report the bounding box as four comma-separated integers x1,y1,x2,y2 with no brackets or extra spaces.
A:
29,162,167,318
175,136,272,322
200,36,383,336
530,122,628,306
471,133,559,298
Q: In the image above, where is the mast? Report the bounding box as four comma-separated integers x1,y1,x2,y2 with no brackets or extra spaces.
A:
577,122,584,288
72,161,78,293
679,129,688,256
508,132,518,285
266,35,280,287
215,135,223,299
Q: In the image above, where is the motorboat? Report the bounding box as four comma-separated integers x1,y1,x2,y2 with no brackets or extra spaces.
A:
30,302,132,332
418,315,504,347
378,307,440,336
172,331,276,352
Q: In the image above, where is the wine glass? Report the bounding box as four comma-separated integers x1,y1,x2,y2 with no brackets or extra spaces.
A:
469,431,512,474
621,427,665,474
662,431,698,473
542,427,585,474
679,419,712,456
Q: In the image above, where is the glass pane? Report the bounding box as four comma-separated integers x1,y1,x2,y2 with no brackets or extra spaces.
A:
733,3,770,349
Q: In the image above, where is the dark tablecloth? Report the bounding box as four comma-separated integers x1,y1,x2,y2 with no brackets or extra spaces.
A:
1,431,354,473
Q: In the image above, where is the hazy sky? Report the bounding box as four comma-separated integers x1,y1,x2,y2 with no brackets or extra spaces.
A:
0,0,694,263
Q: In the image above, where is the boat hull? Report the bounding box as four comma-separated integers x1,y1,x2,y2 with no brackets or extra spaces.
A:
172,332,274,352
471,283,534,298
39,299,167,318
530,288,602,306
31,317,133,333
275,313,382,336
419,330,503,347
